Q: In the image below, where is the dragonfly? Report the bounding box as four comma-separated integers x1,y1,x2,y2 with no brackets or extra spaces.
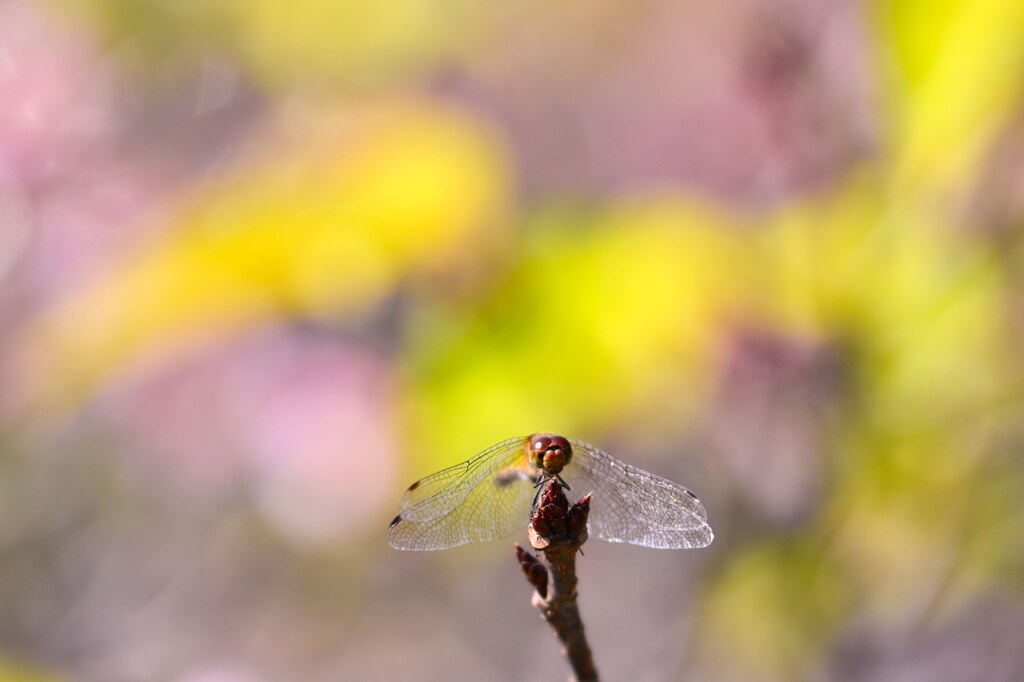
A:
388,433,713,551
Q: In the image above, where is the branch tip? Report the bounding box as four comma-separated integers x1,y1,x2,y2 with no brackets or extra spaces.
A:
515,480,599,681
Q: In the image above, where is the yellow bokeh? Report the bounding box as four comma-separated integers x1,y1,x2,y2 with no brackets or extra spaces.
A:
875,0,1024,196
401,195,746,473
54,0,478,85
9,100,511,407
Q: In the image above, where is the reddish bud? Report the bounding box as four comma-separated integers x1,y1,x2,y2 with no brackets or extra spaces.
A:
539,480,570,513
514,544,549,596
532,480,571,538
531,509,554,537
567,494,591,536
530,481,590,547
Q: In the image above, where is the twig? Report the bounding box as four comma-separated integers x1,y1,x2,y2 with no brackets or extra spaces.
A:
514,481,599,682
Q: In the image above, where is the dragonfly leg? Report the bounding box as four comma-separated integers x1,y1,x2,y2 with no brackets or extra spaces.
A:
531,484,544,510
555,474,571,490
531,475,551,510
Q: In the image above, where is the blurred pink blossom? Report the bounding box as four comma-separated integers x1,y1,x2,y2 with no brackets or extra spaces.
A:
449,0,872,202
0,1,169,308
110,330,400,545
707,325,844,525
0,1,110,187
242,336,399,544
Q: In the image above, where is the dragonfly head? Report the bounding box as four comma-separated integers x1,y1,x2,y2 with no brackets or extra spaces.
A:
527,433,572,475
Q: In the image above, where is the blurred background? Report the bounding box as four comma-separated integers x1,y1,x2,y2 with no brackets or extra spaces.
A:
1,0,1023,680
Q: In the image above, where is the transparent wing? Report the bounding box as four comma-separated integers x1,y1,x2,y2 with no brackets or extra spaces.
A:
562,439,713,549
388,436,537,551
396,436,528,520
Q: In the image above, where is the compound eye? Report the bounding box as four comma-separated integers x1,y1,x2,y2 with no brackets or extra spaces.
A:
531,436,552,452
550,435,570,452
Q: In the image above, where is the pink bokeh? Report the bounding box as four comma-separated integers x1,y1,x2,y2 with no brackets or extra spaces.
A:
109,330,400,545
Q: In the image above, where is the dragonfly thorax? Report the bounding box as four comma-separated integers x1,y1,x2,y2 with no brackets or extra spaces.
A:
527,433,572,475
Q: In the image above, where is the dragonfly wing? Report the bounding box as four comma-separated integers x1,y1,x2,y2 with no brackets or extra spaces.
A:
564,439,713,549
397,436,528,520
388,436,536,551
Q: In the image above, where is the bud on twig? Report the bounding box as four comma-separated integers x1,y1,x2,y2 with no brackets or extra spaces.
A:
529,480,591,550
516,480,599,681
514,544,549,597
